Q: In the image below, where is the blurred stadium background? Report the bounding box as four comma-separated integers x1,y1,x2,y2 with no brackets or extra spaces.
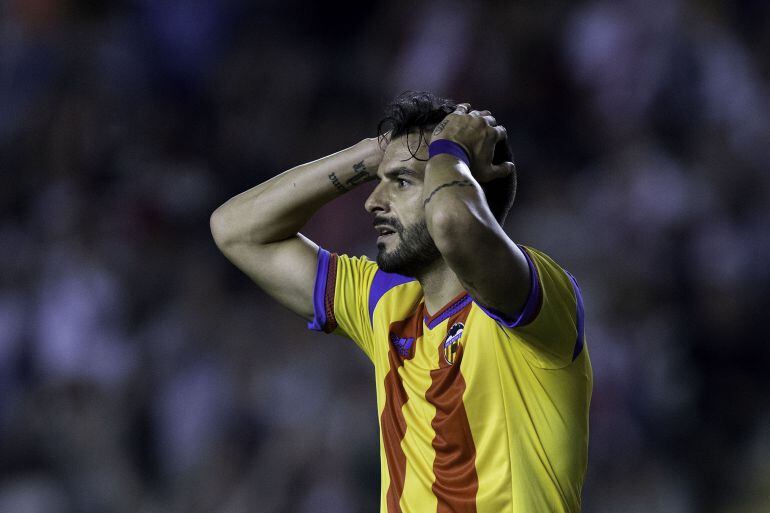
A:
1,0,769,512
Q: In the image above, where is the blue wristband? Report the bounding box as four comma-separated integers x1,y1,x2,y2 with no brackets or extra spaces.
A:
428,140,471,167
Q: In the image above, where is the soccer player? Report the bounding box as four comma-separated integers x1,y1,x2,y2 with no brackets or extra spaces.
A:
210,91,592,513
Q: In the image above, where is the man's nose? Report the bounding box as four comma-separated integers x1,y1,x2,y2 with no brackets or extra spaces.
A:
365,182,388,214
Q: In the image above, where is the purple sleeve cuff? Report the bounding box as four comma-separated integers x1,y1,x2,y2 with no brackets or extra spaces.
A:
567,271,585,361
474,246,541,328
307,247,331,332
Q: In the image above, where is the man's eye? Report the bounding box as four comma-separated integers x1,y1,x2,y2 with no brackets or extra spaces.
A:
397,178,409,188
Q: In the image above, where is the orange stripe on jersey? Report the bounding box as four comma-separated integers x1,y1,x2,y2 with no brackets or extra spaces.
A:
425,303,478,513
382,305,424,512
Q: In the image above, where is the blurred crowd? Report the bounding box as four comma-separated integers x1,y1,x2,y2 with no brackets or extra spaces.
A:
1,0,769,512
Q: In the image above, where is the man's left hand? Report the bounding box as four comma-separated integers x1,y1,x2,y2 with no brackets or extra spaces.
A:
430,103,514,183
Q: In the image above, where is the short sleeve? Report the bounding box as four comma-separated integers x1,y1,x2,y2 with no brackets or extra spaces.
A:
478,246,585,369
307,248,379,361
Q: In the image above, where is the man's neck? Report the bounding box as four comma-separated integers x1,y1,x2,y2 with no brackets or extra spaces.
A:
416,259,466,316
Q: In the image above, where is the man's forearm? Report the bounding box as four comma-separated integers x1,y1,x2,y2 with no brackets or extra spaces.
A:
422,154,487,243
211,138,381,247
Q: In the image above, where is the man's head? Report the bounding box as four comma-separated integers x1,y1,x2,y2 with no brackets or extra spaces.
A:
365,91,517,277
377,91,517,224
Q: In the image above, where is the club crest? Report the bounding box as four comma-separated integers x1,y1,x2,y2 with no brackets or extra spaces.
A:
443,322,464,365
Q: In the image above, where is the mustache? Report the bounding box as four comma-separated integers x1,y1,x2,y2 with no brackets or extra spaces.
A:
373,216,404,233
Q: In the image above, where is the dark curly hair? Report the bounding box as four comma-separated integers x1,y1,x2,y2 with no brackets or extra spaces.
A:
377,91,517,225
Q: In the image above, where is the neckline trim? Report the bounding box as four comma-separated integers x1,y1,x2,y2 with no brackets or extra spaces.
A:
424,292,472,330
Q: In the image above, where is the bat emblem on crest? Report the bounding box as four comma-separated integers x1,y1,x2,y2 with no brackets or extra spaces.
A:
443,322,464,365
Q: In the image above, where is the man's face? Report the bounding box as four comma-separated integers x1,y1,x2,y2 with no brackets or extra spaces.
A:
364,132,442,277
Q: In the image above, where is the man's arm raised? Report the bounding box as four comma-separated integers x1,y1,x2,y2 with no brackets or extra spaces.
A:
210,137,383,321
422,105,530,319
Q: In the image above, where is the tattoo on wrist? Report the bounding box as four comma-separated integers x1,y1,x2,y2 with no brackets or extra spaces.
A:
345,161,370,188
329,161,371,194
423,179,473,207
432,119,449,136
329,172,347,193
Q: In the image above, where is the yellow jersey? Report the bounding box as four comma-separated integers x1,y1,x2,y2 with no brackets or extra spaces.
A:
308,245,592,513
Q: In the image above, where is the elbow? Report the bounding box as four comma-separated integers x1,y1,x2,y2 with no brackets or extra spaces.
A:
210,202,270,250
209,206,232,250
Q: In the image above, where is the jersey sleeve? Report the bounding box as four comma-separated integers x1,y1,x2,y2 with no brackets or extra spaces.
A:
307,248,379,361
475,245,585,369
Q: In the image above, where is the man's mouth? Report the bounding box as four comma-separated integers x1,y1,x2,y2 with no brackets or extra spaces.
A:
374,224,397,243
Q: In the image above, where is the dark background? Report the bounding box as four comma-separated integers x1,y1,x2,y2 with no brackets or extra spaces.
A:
1,0,769,512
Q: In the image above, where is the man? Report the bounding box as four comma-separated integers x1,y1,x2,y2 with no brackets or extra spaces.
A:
210,91,592,513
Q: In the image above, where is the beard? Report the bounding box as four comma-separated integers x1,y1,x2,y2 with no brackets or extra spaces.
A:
376,217,442,277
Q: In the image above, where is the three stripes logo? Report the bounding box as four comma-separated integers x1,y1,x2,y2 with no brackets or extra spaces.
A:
390,333,415,357
443,322,465,365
